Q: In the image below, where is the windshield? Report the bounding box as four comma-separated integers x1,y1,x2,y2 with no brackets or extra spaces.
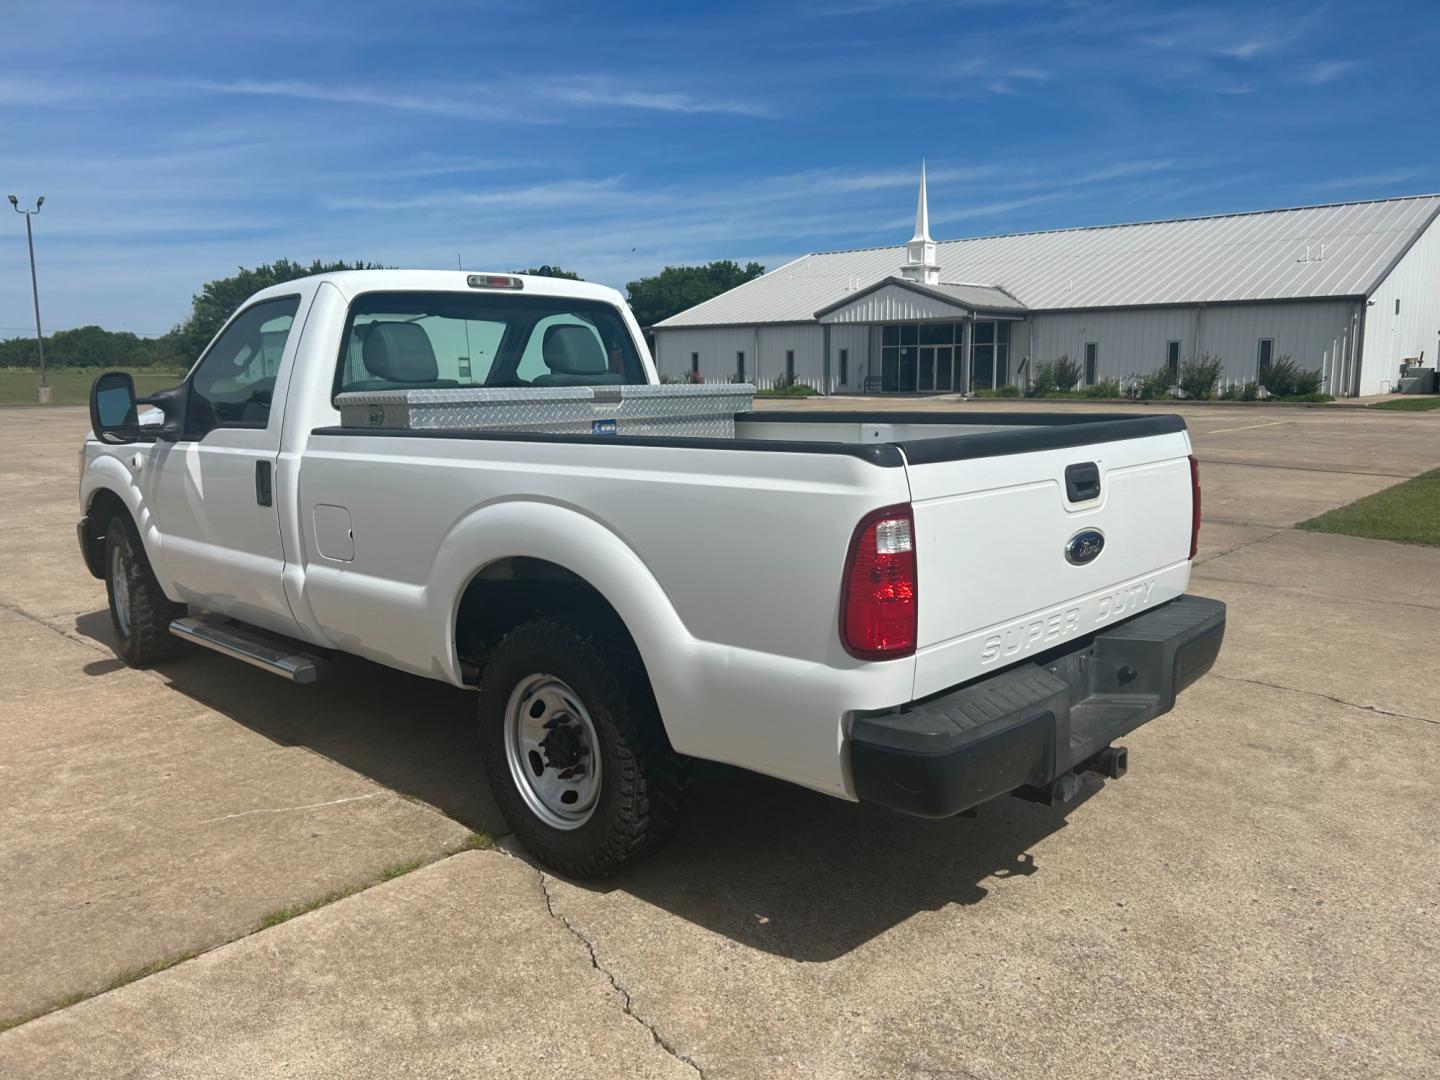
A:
334,291,645,399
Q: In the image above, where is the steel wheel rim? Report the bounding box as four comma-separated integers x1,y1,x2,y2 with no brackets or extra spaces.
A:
110,545,131,637
503,674,603,831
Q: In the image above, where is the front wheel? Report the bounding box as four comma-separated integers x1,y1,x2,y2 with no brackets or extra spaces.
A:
104,513,184,666
477,618,689,878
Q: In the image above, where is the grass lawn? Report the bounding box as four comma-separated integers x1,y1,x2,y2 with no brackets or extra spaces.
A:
1369,396,1440,411
0,368,187,407
1297,468,1440,546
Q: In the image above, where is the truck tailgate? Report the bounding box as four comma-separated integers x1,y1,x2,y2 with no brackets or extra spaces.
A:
906,427,1195,699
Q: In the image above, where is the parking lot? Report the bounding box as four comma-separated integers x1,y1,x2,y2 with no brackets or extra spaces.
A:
2,401,1438,1078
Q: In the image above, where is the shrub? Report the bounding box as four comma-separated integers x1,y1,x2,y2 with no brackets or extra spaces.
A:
755,384,816,397
1291,367,1323,396
1226,377,1261,400
974,385,1021,398
1050,355,1082,392
658,373,679,384
1130,368,1173,400
1083,378,1121,399
1027,361,1055,398
684,369,704,384
1260,355,1319,398
1178,356,1223,400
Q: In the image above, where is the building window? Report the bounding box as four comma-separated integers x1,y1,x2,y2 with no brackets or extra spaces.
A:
839,348,849,385
1395,298,1401,315
1166,340,1181,377
1257,338,1274,380
1084,342,1098,385
785,349,795,381
736,350,746,380
690,352,699,375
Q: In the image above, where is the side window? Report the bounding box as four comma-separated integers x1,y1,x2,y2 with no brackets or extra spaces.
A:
1257,338,1274,380
188,296,301,436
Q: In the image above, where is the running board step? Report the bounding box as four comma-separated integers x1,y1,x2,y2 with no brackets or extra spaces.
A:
169,616,330,684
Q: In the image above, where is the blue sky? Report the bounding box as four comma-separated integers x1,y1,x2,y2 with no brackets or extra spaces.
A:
2,0,1437,337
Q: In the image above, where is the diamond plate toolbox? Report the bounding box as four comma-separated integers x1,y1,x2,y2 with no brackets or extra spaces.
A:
336,383,756,438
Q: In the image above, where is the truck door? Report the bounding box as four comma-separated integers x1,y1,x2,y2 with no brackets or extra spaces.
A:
149,293,310,637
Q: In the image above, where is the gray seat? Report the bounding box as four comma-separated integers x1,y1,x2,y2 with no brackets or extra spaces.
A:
533,324,622,386
362,322,441,384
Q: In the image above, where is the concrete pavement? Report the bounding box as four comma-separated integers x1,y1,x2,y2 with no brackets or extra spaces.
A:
2,402,1438,1077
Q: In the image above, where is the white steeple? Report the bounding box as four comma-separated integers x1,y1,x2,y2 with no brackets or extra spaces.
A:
901,160,940,285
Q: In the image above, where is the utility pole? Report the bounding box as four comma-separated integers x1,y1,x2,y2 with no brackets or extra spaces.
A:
8,195,48,403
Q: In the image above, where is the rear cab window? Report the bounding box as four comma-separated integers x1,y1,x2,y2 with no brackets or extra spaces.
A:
333,291,645,400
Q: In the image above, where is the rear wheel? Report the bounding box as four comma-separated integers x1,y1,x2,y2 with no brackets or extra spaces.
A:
477,618,688,878
104,513,184,666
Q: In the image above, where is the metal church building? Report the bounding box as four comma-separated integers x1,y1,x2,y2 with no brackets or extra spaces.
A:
651,167,1440,397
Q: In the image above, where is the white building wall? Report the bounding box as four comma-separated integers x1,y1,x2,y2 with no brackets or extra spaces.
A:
1196,301,1356,389
652,326,759,384
829,324,871,391
1028,301,1356,389
1028,308,1198,381
756,324,824,388
1361,213,1440,395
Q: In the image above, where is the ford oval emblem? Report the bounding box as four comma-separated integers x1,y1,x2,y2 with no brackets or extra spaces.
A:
1065,529,1105,565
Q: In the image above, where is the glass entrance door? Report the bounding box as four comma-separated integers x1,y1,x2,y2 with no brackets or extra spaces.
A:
918,347,935,392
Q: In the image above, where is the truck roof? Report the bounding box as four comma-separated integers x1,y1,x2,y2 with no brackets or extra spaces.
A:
246,269,626,307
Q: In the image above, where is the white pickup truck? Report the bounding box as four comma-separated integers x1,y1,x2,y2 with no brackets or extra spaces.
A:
79,270,1224,876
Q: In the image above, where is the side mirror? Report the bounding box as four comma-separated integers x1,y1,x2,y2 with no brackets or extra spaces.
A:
140,383,189,442
89,372,140,444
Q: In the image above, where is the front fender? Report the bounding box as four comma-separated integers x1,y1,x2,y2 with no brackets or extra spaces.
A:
81,452,176,595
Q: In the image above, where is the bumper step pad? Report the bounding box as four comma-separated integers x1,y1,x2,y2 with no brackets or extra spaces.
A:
850,595,1225,818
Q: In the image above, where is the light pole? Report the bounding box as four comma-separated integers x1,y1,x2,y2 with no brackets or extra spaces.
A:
8,194,49,404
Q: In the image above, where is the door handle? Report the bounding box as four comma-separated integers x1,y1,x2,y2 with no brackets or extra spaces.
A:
255,461,273,507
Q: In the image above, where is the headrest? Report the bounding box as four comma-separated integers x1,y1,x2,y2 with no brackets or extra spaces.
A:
542,324,607,375
362,322,438,383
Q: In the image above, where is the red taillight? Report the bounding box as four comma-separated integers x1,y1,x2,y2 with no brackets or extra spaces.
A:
1188,454,1202,560
841,504,917,660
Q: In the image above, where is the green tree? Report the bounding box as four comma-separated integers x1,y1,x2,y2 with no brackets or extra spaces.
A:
0,325,180,369
624,260,765,329
513,265,583,280
172,259,385,362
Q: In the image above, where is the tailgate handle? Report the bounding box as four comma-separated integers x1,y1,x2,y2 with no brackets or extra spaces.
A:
1065,462,1101,503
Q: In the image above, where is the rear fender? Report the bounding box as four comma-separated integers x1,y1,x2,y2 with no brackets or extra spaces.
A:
430,499,695,736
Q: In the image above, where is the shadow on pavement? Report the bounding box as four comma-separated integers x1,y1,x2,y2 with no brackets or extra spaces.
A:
74,607,1093,963
581,764,1094,962
74,609,503,835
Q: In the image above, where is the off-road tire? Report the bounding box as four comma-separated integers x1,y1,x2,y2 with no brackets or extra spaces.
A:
477,617,690,878
104,512,184,666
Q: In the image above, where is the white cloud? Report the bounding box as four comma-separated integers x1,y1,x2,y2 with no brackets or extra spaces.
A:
1302,60,1359,84
543,80,778,118
177,78,530,122
1306,168,1425,193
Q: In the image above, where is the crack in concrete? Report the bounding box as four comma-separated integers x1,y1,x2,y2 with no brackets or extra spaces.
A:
1210,673,1440,727
1193,527,1287,565
195,791,385,825
1191,569,1440,613
1194,457,1416,479
534,869,704,1078
0,597,112,656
